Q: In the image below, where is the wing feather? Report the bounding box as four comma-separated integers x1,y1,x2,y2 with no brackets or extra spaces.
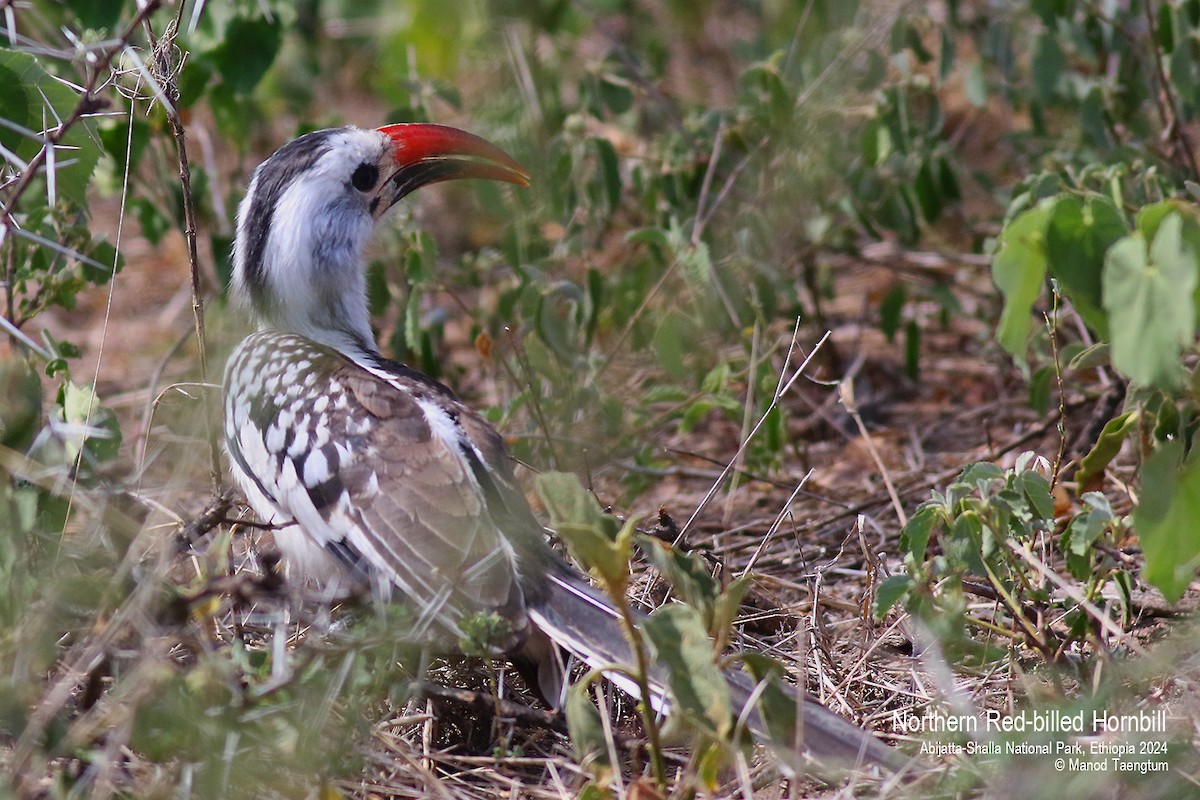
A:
225,331,528,650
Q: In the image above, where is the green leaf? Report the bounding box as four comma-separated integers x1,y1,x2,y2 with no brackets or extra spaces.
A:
1102,214,1197,389
0,356,42,451
457,612,516,658
642,384,689,404
82,241,123,285
598,73,633,114
938,26,957,83
1134,201,1180,242
1017,470,1054,520
857,49,888,92
938,156,961,201
1031,0,1070,23
879,285,906,342
964,60,987,108
576,782,614,800
899,504,939,562
642,604,732,737
710,573,754,645
1066,494,1114,560
176,55,215,109
861,119,891,165
403,284,423,359
993,200,1054,357
209,14,284,95
1031,32,1066,102
592,137,621,211
212,233,234,292
1028,365,1052,414
904,318,921,379
0,51,102,206
626,226,670,250
740,653,799,755
651,312,688,379
1154,399,1188,441
913,159,943,222
1068,342,1110,370
1113,569,1134,621
695,740,728,792
1136,441,1200,603
875,187,920,244
1157,1,1176,52
1170,45,1199,119
874,574,913,617
56,382,122,464
902,20,933,63
584,267,604,344
638,536,719,625
65,0,125,29
535,472,630,589
132,198,172,247
564,682,612,780
1062,539,1093,583
0,59,32,160
957,460,1006,486
678,240,713,292
1076,411,1138,492
206,83,256,143
1045,195,1127,337
1080,86,1111,148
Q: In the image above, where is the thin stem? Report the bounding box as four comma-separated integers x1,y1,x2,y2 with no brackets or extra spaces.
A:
1046,289,1067,490
501,326,560,469
142,16,222,489
610,596,668,790
676,326,830,541
3,236,13,329
980,556,1054,660
172,105,221,488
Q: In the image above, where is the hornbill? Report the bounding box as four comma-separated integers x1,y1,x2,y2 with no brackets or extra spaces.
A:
222,122,903,771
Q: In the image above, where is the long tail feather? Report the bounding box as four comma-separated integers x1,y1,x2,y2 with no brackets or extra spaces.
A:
527,573,662,711
529,573,907,771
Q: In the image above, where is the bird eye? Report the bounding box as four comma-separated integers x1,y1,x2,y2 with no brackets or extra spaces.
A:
351,163,379,192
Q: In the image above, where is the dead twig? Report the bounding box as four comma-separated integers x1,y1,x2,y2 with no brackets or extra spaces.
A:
1046,292,1068,491
415,681,567,734
175,488,236,550
676,324,831,542
141,13,222,489
839,377,907,528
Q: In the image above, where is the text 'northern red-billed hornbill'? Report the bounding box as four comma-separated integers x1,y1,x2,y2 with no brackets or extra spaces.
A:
223,123,903,771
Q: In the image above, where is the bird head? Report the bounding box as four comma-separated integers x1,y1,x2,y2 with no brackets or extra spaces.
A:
232,124,528,358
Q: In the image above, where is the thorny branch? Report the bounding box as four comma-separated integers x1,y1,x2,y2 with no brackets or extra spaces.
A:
0,0,164,328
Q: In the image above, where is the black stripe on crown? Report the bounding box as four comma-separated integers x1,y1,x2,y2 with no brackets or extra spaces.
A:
240,128,338,311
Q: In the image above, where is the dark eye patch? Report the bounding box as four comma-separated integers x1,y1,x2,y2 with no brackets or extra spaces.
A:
351,163,379,192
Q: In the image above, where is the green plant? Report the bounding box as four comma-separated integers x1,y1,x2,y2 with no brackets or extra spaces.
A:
878,452,1132,669
967,0,1200,602
993,193,1200,601
536,470,817,796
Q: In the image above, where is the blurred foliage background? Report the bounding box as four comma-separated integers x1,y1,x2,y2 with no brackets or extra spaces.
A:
4,0,1200,797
